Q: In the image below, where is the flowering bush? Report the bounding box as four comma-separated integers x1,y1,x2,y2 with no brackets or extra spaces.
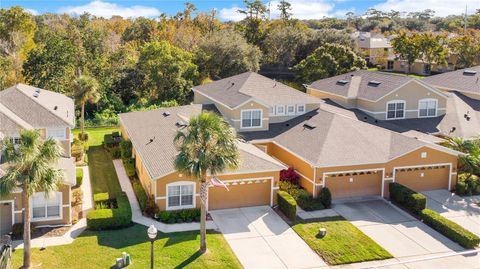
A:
280,167,300,184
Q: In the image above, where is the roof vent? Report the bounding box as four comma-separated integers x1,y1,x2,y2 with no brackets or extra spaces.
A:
163,111,171,117
35,89,40,93
176,121,187,127
368,80,382,86
337,79,349,85
33,93,39,98
303,122,316,129
463,70,477,76
54,106,58,111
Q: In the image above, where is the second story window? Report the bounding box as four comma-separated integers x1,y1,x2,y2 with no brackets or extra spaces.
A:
418,99,437,117
47,128,66,140
386,101,405,120
276,105,285,115
241,109,262,128
297,105,305,114
287,105,295,115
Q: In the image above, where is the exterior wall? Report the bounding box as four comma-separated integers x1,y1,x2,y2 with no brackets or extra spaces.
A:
39,127,72,157
268,103,320,124
307,88,357,109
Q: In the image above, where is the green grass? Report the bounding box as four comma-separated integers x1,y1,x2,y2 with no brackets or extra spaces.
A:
292,217,392,265
73,127,120,147
12,224,242,269
75,168,83,187
367,68,424,78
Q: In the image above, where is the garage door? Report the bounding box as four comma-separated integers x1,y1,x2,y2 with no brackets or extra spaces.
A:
208,179,271,210
325,173,382,199
0,202,12,236
395,166,449,191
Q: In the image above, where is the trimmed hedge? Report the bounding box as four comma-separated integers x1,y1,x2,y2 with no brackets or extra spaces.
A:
158,208,201,224
319,187,332,208
120,140,132,160
132,180,148,211
389,182,426,214
277,190,297,221
75,168,83,188
124,159,136,177
279,181,325,211
87,192,132,230
419,209,480,249
93,192,110,202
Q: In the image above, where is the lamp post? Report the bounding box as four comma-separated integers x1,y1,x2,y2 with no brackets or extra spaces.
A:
147,225,158,269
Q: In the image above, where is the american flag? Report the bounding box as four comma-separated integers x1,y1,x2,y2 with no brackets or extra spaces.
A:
210,177,229,191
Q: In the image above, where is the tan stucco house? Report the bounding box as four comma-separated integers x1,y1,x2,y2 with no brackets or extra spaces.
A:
119,72,462,210
0,84,76,235
352,32,394,67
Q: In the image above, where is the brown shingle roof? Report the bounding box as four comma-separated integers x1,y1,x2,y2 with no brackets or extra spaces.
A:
119,104,284,180
193,72,321,109
422,66,480,95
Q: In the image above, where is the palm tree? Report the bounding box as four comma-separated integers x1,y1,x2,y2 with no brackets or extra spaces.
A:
174,112,240,252
444,136,480,179
0,130,64,268
74,75,100,140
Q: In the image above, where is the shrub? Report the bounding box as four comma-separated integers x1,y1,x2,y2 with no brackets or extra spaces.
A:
11,223,32,239
123,159,136,177
132,180,148,211
279,181,325,210
389,182,426,214
78,132,89,141
280,167,300,184
158,208,201,223
93,192,110,203
277,191,297,221
111,148,121,159
419,209,480,249
120,140,132,160
71,142,85,162
456,174,480,196
75,168,83,188
319,187,332,208
87,192,132,230
104,134,114,148
144,196,160,217
72,188,83,206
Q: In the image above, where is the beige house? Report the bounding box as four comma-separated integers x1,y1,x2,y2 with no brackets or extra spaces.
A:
352,32,394,67
423,66,480,100
0,84,76,235
307,70,449,121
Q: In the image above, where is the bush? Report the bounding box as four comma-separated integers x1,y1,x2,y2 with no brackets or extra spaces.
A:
277,191,297,221
319,187,332,208
110,147,121,159
75,168,83,188
389,182,426,214
72,188,83,206
157,208,201,223
132,180,147,211
419,209,480,249
71,142,85,162
280,167,300,184
78,132,89,141
104,134,114,148
11,223,32,239
456,174,480,196
93,192,110,203
87,192,132,230
279,181,325,210
123,159,136,177
120,140,132,160
144,196,160,217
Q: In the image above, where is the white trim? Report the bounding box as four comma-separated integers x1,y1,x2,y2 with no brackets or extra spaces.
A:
418,98,438,118
240,109,263,129
386,100,406,120
0,200,15,227
165,181,196,211
312,167,317,197
375,79,450,102
296,104,306,114
30,191,63,222
270,177,274,206
286,105,295,115
392,163,453,191
276,105,285,115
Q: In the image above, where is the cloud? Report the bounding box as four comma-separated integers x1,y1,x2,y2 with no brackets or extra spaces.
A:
25,8,39,16
58,0,161,18
373,0,477,17
219,0,334,21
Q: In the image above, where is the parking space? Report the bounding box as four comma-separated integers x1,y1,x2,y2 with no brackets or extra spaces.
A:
333,199,463,258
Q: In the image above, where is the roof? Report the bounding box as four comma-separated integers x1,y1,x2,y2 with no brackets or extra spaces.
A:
308,70,440,102
193,72,321,109
0,84,75,132
422,66,480,95
354,32,392,49
119,104,285,180
240,108,460,168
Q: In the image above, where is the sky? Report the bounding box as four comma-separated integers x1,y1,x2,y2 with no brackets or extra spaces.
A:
0,0,478,20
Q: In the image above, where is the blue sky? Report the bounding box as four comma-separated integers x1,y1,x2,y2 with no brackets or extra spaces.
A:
0,0,476,20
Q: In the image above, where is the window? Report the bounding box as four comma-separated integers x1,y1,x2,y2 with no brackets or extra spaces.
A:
11,137,21,145
297,104,305,114
421,152,427,158
419,99,437,117
386,101,405,119
47,128,66,140
387,61,394,70
287,105,295,115
269,106,274,115
276,105,285,115
167,182,195,209
241,109,262,128
31,192,62,220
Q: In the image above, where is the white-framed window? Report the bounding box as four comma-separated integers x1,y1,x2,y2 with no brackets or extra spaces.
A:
297,104,305,114
269,106,274,115
31,192,62,221
241,109,262,128
166,182,195,210
276,105,285,115
418,99,437,118
386,100,405,120
287,105,295,115
46,128,66,140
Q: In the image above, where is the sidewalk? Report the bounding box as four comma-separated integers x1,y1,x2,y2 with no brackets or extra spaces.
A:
80,165,93,214
112,159,217,233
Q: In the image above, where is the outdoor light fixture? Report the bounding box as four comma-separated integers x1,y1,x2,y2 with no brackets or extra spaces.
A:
319,228,327,238
147,225,158,269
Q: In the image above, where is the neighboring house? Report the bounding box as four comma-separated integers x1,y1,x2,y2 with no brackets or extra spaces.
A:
119,105,285,211
121,73,461,209
352,32,394,67
386,58,456,76
192,72,322,132
0,84,76,235
307,70,448,121
422,66,480,100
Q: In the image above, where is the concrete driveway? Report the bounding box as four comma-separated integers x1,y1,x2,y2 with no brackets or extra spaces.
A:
423,190,480,236
210,206,327,269
333,199,463,259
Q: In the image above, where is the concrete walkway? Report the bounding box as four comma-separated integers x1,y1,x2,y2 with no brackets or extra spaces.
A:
113,159,217,233
80,165,93,214
211,206,327,269
296,207,339,220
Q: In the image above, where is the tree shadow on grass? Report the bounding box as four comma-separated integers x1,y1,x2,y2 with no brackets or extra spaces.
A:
174,249,204,269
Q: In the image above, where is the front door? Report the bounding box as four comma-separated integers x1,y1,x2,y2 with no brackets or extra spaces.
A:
0,202,12,235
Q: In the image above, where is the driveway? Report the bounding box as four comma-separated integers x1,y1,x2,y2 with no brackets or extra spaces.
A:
210,206,327,269
423,190,480,236
333,199,463,259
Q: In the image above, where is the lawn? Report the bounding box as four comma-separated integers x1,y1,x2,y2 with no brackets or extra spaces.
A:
292,217,392,265
12,224,242,269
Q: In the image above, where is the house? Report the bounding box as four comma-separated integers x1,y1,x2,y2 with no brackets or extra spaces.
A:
0,84,76,235
422,66,480,100
352,32,394,67
119,104,285,211
192,72,322,132
386,58,456,76
306,70,449,121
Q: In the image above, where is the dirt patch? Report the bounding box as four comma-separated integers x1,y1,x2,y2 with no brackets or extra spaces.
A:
31,226,71,239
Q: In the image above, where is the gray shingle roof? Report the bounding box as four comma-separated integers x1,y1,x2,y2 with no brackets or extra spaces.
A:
422,66,480,95
0,84,75,132
240,108,457,168
119,104,285,180
309,70,419,102
193,72,321,109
